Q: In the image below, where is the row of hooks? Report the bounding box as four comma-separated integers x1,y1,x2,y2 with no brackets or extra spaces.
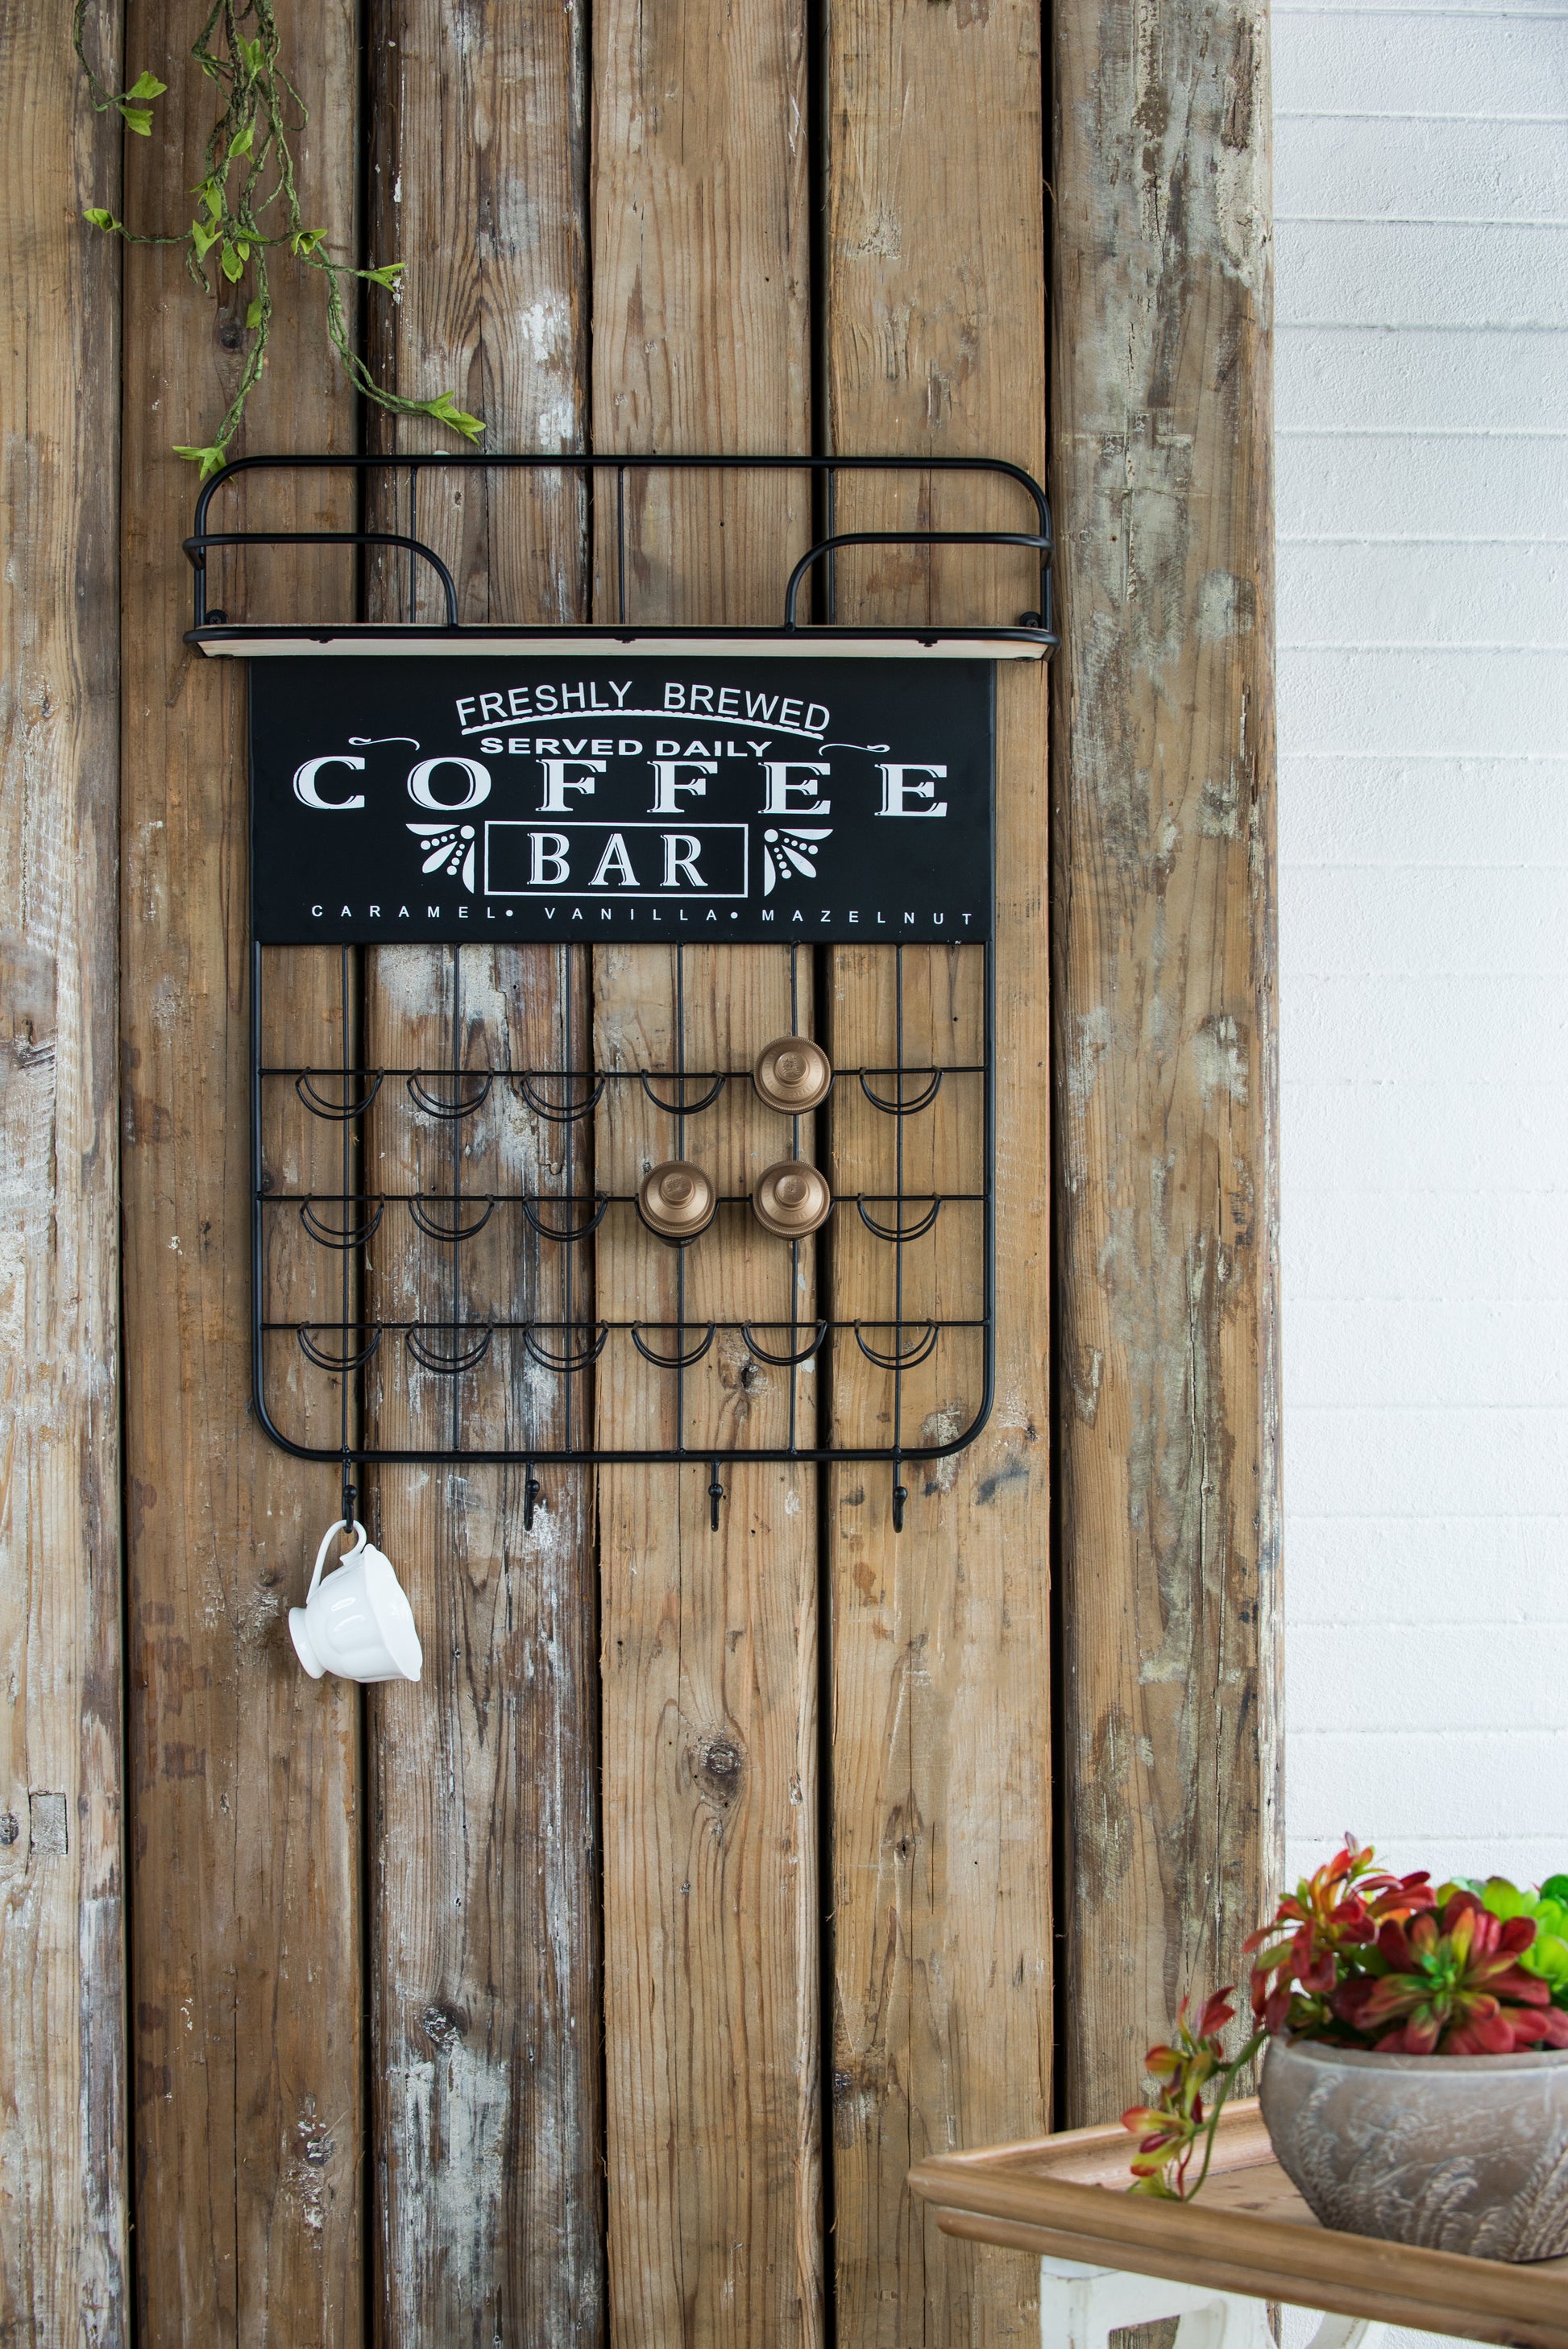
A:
282,1189,964,1250
284,1065,954,1124
287,1314,956,1377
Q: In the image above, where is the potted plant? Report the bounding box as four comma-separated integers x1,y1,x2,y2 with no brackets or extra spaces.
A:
1122,1841,1568,2260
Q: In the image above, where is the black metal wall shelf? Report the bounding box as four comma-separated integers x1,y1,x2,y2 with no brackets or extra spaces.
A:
183,450,1056,657
229,451,1052,1527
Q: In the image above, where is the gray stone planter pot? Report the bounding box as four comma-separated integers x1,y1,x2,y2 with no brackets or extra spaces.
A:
1260,2034,1568,2261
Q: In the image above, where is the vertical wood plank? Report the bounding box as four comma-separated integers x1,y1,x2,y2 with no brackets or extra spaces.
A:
591,4,823,2342
823,6,1055,2342
119,2,364,2339
0,2,127,2338
1052,0,1283,2123
363,3,604,2340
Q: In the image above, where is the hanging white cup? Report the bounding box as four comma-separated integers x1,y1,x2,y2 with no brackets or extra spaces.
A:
289,1520,423,1684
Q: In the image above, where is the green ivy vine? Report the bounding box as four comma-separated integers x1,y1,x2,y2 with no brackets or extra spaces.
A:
73,0,484,479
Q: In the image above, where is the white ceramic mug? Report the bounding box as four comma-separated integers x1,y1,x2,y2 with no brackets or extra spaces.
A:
289,1520,423,1684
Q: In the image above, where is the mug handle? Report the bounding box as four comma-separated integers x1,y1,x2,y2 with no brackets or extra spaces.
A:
309,1517,367,1602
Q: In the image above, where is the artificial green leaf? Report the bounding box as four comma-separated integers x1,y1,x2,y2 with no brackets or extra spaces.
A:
173,443,229,481
228,122,255,159
82,207,120,233
220,241,246,283
125,71,168,101
120,104,154,134
424,391,485,441
245,297,264,330
291,228,325,257
190,220,218,259
1541,1877,1568,1908
363,261,404,288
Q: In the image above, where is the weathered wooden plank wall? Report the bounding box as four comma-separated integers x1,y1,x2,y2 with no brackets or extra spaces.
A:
0,3,127,2341
119,0,365,2339
823,6,1056,2341
0,0,1281,2332
591,5,823,2342
364,2,604,2339
1052,0,1283,2125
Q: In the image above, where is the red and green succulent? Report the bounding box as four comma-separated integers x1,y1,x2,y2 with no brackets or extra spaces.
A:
1122,1840,1568,2200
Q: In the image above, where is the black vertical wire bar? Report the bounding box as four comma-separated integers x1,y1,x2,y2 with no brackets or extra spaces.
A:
407,461,418,626
616,467,628,625
825,467,836,624
673,958,685,1459
450,940,463,1454
893,944,906,1521
251,940,267,1463
788,941,802,1455
339,944,354,1521
562,940,575,1457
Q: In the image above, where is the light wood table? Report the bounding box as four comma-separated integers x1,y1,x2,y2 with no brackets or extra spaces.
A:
909,2103,1568,2349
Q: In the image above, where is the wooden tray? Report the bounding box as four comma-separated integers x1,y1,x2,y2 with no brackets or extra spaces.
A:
908,2102,1568,2349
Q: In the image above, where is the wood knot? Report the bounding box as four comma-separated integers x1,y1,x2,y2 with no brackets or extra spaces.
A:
694,1735,745,1805
419,2000,467,2051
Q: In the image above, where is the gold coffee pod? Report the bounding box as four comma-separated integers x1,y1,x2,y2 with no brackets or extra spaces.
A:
753,1034,832,1114
637,1160,717,1243
752,1159,832,1239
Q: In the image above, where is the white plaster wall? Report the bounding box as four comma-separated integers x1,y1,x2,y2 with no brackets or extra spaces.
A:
1274,17,1568,2343
1276,0,1568,1895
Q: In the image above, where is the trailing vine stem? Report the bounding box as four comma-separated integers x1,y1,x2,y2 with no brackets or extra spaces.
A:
72,0,483,478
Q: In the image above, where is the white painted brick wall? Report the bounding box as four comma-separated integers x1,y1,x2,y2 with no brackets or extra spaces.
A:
1276,0,1568,1892
1275,10,1567,2338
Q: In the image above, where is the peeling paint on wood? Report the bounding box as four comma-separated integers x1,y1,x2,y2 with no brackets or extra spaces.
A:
1052,0,1283,2125
825,4,1055,2340
0,1,127,2334
591,0,823,2338
366,2,604,2339
120,0,366,2334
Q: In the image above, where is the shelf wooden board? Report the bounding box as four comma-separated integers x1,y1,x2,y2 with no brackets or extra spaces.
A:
908,2102,1568,2349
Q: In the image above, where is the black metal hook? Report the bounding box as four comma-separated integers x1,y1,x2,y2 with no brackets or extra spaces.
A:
853,1320,939,1372
408,1192,496,1243
892,1473,908,1533
523,1463,543,1530
857,1068,944,1117
521,1322,610,1373
638,1070,727,1116
405,1071,493,1120
853,1196,942,1244
299,1197,385,1250
708,1461,725,1532
631,1322,717,1370
405,1323,493,1375
515,1070,605,1123
295,1070,384,1122
740,1319,828,1367
297,1324,383,1372
521,1190,610,1242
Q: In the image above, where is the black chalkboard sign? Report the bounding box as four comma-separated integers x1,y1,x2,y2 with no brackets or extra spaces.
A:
249,654,993,944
